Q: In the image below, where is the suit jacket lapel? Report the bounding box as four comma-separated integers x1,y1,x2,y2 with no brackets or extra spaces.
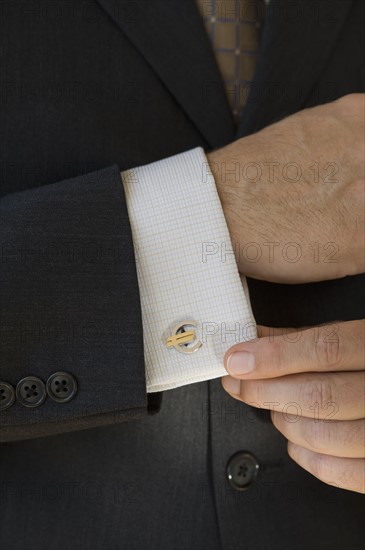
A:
96,0,235,148
238,0,355,137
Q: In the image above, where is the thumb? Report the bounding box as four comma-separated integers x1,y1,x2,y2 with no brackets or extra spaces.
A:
224,321,363,379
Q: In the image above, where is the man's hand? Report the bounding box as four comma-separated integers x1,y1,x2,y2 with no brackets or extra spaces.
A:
207,94,364,283
221,322,365,493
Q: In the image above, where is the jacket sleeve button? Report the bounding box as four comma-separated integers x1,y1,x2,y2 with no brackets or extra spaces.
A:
46,371,78,403
16,376,47,408
0,381,16,411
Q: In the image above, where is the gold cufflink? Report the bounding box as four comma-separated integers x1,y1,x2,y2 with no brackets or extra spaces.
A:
166,320,202,354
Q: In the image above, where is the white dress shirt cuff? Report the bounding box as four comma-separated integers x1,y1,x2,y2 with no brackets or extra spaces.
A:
121,147,256,393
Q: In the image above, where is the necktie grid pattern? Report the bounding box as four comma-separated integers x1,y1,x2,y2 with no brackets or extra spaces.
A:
196,0,264,123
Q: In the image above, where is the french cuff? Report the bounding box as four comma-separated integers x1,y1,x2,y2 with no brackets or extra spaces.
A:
121,147,256,393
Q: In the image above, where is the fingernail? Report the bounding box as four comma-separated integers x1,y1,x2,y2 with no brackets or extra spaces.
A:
227,351,255,375
222,376,241,395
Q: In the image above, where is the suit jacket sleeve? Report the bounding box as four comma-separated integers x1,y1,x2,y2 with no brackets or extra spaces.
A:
0,165,148,442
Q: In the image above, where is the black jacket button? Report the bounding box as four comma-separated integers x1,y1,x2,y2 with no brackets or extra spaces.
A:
46,371,78,403
226,451,260,491
16,376,47,408
0,381,15,411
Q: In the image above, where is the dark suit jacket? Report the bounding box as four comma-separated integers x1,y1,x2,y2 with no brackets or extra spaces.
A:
0,1,364,548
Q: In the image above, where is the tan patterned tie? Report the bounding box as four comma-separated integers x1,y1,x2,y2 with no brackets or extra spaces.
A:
196,0,264,124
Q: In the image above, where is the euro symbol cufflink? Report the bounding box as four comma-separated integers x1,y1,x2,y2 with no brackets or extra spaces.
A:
165,320,202,354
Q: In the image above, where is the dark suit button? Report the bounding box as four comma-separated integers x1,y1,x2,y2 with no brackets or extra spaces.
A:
226,451,260,490
16,376,47,408
46,371,77,403
0,381,15,411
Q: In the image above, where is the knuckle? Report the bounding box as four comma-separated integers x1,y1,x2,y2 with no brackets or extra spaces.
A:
300,377,335,412
314,333,341,368
303,420,332,453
